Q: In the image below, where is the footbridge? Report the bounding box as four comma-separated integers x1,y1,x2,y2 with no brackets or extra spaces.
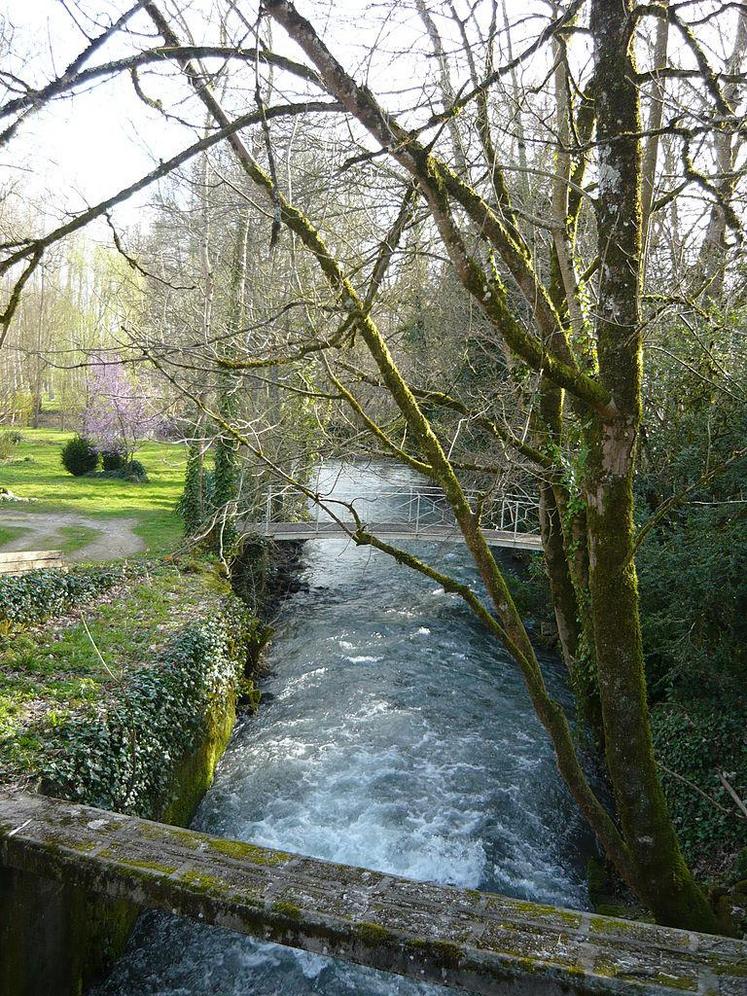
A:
1,793,745,995
250,486,543,552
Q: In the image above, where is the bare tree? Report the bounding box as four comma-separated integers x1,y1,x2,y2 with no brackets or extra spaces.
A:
3,0,746,933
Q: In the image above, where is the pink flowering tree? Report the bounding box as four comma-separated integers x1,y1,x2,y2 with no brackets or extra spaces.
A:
82,361,161,462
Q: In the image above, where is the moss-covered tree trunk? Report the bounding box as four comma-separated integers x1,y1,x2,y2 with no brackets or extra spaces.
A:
211,212,251,554
585,0,717,932
181,437,204,537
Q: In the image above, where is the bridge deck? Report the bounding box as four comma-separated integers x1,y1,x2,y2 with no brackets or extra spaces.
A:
251,521,543,551
1,793,744,994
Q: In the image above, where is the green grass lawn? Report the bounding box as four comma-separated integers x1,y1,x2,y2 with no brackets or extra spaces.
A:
0,524,30,547
57,524,102,555
0,430,187,555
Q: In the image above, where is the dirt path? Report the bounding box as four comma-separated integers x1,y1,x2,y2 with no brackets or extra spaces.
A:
0,510,145,561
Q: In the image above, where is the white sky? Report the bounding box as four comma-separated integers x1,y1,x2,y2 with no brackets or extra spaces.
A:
1,0,737,241
1,0,540,229
3,0,199,227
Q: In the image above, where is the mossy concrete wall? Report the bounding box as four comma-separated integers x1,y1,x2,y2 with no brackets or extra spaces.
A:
2,794,746,996
0,693,238,996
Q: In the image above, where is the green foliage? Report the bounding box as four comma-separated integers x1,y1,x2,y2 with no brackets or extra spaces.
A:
504,553,554,629
6,390,33,426
0,563,138,627
651,701,746,876
0,558,258,792
93,459,149,483
101,450,125,471
39,597,258,815
636,339,745,704
636,317,747,882
212,435,238,550
0,430,22,461
638,508,746,701
178,441,204,536
61,435,99,476
127,458,147,481
212,368,240,551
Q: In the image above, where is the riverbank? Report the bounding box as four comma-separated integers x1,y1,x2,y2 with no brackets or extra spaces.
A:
0,553,267,994
0,429,186,555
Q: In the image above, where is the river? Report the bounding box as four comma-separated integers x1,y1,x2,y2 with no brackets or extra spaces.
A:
95,462,594,995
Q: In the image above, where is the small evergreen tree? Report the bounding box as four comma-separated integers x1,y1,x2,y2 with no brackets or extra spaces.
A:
178,439,204,536
61,435,99,476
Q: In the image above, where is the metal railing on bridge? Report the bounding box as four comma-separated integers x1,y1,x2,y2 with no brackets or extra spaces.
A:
260,484,540,541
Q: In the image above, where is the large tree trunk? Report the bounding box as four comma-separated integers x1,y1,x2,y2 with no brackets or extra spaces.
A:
211,211,250,553
586,0,717,932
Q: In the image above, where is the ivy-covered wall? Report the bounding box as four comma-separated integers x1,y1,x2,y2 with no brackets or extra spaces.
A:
40,598,260,815
0,557,267,996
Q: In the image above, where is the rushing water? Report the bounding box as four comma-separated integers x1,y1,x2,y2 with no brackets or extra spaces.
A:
95,462,594,995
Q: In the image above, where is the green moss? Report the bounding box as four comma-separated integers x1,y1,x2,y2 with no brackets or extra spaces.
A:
508,900,582,927
68,840,98,853
355,922,394,947
592,957,619,978
237,676,261,711
272,900,302,920
180,869,223,894
141,824,200,848
650,975,697,991
207,836,289,866
705,958,747,978
429,940,463,967
118,857,180,875
406,938,462,968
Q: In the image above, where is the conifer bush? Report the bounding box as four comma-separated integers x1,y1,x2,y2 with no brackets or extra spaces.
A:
60,435,99,476
101,449,125,471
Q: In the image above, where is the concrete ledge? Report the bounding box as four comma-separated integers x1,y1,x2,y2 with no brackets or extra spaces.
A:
1,793,745,995
0,550,64,575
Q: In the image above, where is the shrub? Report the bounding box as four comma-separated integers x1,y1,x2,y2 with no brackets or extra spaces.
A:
101,449,125,471
126,458,148,482
0,430,21,461
61,435,99,476
652,700,746,877
91,460,148,483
